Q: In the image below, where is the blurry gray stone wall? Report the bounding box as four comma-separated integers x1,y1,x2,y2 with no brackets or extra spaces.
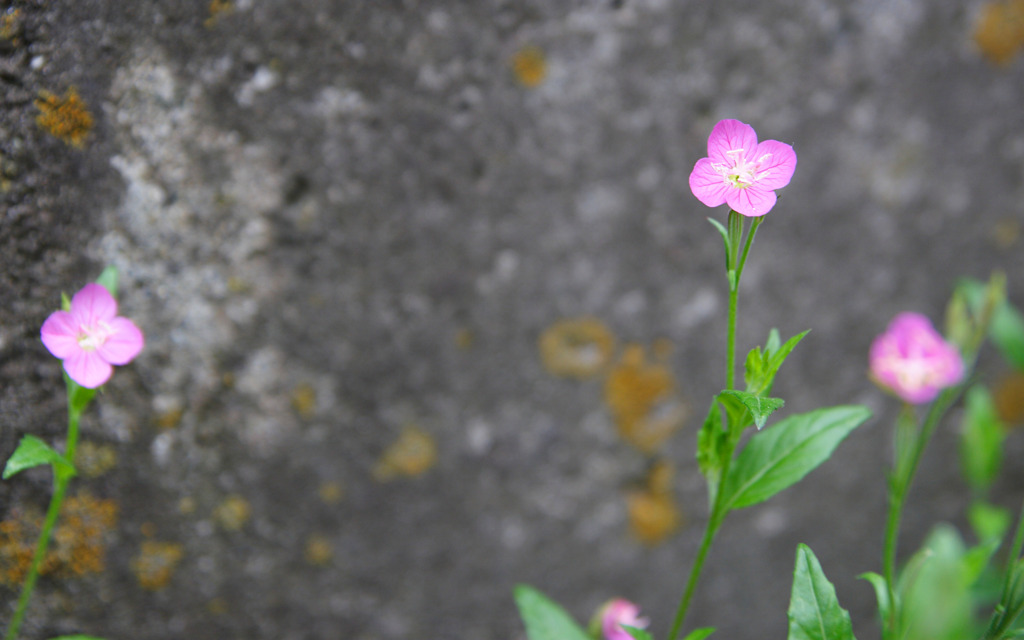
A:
2,1,1024,639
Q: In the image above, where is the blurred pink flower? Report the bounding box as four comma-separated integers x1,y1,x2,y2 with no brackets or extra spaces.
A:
689,119,797,217
870,312,963,404
41,283,144,388
600,598,649,640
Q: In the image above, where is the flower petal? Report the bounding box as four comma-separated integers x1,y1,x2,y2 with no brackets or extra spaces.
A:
40,310,82,358
726,185,777,217
753,140,797,190
689,158,731,207
70,283,118,326
707,119,759,165
97,317,145,365
64,350,113,388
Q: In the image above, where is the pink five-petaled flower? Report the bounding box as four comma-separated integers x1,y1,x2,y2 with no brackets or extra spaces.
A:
600,598,650,640
689,119,798,217
869,312,964,405
40,283,144,389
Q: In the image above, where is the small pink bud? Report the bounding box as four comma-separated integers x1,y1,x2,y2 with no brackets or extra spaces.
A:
598,598,649,640
869,312,963,405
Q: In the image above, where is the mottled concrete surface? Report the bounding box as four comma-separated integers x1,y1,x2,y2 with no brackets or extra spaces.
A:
2,1,1024,639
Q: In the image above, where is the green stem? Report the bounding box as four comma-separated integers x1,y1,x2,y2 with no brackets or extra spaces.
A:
666,510,724,640
4,406,82,640
668,211,759,640
881,387,961,640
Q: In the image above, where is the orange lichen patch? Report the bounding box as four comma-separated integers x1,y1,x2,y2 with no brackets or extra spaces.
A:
539,317,616,379
994,372,1024,425
0,492,118,586
139,521,158,538
155,407,183,430
511,45,548,88
974,0,1024,65
207,597,229,615
74,441,118,478
604,344,687,453
213,495,251,532
993,218,1021,249
178,496,197,515
131,541,184,590
304,534,334,566
317,482,345,504
35,88,94,148
454,327,475,350
627,459,683,545
373,425,438,481
1,8,22,44
291,383,317,419
204,0,234,29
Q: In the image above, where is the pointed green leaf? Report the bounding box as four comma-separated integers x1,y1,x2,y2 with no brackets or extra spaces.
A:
990,297,1024,372
3,435,76,480
963,537,1001,587
95,266,119,298
720,390,785,430
746,330,810,396
682,628,716,640
623,626,654,640
514,585,591,640
970,501,1011,544
858,572,890,625
898,526,974,640
960,385,1005,493
697,401,727,505
788,545,855,640
720,405,870,511
708,217,732,271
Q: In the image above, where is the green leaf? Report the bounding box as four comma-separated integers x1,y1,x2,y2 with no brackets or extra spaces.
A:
991,299,1024,372
697,401,727,505
745,330,810,396
970,501,1012,544
60,291,72,312
858,572,890,625
960,385,1006,494
719,390,784,430
720,405,870,511
682,628,716,640
788,544,856,640
708,217,732,271
623,626,654,640
513,585,591,640
95,266,119,298
3,435,76,480
898,526,974,640
963,537,1001,587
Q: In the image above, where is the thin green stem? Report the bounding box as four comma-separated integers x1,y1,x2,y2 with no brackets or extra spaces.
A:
725,285,739,391
4,406,82,640
666,511,723,640
668,210,758,640
881,387,962,640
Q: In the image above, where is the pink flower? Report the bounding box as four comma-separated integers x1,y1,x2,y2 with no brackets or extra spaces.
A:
869,312,964,405
689,119,797,217
40,283,144,389
600,598,649,640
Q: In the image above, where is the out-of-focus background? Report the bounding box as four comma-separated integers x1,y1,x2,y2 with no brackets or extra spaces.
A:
2,1,1024,638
